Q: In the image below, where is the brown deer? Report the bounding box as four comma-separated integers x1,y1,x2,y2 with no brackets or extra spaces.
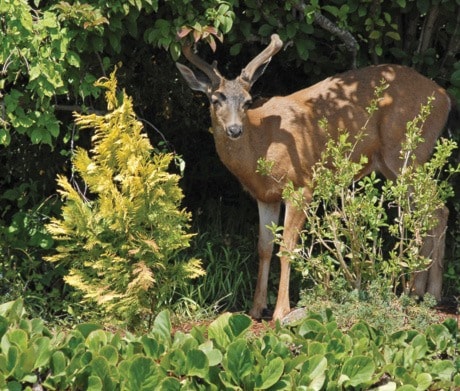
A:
176,34,455,321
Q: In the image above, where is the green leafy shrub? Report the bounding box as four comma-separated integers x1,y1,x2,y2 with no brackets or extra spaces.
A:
274,95,459,299
0,299,458,390
45,70,204,328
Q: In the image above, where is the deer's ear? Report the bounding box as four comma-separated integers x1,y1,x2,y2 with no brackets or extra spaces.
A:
176,63,212,95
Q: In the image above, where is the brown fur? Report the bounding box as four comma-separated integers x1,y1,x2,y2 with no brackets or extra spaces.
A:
177,35,453,320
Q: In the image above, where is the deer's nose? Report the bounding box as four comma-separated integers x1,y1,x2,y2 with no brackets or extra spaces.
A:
227,125,243,139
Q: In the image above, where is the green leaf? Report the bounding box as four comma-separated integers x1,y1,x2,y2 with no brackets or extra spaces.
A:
87,375,103,391
295,38,313,61
228,314,251,338
340,356,375,387
30,128,52,145
299,319,326,339
258,24,273,36
199,340,223,366
75,323,102,339
7,346,19,374
230,43,242,56
186,349,209,378
0,128,11,145
99,345,118,366
385,31,401,41
86,330,108,351
225,339,253,384
141,336,163,359
127,356,161,389
432,360,455,381
450,69,460,87
369,30,381,40
300,355,327,390
0,316,8,340
50,351,66,376
8,329,28,351
33,337,52,368
255,356,284,389
158,377,181,390
152,310,172,346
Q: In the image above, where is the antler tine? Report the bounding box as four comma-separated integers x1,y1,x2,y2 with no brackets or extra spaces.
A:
241,34,283,82
182,44,222,87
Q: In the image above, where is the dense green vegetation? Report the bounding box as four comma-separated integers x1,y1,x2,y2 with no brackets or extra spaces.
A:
1,299,459,390
1,1,460,387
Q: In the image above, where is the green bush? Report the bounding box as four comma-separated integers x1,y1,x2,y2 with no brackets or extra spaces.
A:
0,299,458,390
274,94,459,298
45,70,204,328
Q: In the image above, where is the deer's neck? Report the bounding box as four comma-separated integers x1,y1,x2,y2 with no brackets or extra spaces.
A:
211,118,284,203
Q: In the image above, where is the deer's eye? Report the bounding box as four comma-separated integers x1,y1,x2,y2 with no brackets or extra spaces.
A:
211,93,226,106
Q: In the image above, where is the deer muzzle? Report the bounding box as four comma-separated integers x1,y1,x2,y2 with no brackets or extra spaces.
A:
226,124,243,139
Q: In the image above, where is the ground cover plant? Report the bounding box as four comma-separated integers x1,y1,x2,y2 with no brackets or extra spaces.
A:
0,299,459,390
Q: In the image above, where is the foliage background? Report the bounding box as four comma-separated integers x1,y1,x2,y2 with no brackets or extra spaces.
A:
1,0,460,317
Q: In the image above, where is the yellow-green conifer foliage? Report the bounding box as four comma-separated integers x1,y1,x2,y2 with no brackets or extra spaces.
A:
46,70,204,327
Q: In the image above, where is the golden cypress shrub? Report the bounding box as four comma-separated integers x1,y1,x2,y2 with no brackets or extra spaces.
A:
46,70,204,327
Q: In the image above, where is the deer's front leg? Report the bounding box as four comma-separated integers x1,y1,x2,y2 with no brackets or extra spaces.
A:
249,201,281,320
272,201,306,321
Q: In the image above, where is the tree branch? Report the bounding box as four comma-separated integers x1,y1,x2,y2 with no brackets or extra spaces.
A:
293,2,359,69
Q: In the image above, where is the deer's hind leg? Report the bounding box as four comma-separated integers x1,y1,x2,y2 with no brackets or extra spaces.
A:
413,205,449,300
377,155,448,301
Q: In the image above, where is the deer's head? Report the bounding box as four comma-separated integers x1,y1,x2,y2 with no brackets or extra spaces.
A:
176,34,283,139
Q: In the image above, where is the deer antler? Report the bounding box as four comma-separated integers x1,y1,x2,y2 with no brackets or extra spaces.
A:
181,44,222,88
241,34,283,84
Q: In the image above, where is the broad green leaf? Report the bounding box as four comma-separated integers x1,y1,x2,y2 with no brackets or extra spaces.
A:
141,336,163,359
158,377,181,390
7,346,19,373
340,355,375,387
199,340,223,366
450,69,460,88
87,375,103,391
91,356,110,380
86,329,108,351
255,356,284,389
228,314,251,338
426,324,451,351
186,349,209,378
385,31,401,41
225,339,253,384
164,349,187,377
50,351,66,376
33,337,52,368
152,310,172,346
415,373,432,390
432,360,455,381
299,319,326,339
208,313,232,348
258,24,273,37
15,347,36,380
76,323,103,339
300,355,327,391
126,356,161,390
8,329,28,351
0,316,8,340
0,300,25,323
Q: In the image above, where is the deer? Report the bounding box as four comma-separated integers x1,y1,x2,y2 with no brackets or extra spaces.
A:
176,34,456,321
